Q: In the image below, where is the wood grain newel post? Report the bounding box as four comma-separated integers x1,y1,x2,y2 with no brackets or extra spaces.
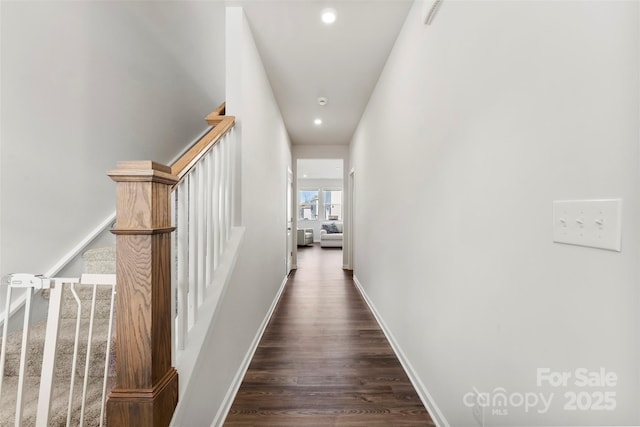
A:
107,161,179,427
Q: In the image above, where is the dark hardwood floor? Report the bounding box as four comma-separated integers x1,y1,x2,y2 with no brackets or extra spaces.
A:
224,244,434,426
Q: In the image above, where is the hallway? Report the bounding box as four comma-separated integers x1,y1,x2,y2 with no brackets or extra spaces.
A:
224,244,434,426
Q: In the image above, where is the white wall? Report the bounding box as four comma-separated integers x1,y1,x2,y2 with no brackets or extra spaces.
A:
350,1,639,426
0,1,225,278
170,7,292,426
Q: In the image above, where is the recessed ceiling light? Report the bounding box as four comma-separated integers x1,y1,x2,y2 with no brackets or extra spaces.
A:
318,97,328,106
303,174,308,178
314,118,322,126
321,8,336,24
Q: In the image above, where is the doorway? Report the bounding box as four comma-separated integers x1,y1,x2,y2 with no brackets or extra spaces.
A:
286,168,293,274
348,168,355,271
295,158,344,259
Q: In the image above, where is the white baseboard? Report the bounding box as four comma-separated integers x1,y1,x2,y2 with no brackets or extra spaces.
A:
210,274,289,427
353,275,450,427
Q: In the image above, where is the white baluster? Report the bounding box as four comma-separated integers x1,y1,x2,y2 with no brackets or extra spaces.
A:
188,171,198,329
197,161,206,308
176,181,189,350
224,135,232,241
209,150,216,287
229,129,236,227
171,187,178,359
213,144,221,271
219,140,227,249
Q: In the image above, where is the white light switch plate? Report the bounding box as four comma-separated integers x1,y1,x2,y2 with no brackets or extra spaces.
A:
553,199,622,251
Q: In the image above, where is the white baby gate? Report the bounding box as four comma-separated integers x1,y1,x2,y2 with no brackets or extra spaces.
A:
0,273,116,427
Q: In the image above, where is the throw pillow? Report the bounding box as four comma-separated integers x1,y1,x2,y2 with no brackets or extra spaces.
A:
327,222,339,234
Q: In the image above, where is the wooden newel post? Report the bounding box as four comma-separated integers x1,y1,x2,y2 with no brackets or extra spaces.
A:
107,161,179,427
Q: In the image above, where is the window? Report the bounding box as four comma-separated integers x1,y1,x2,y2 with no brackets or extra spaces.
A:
299,190,319,220
323,190,342,221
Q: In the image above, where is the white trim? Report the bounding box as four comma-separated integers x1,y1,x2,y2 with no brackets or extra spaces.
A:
1,290,28,328
209,274,289,427
353,274,450,427
0,213,116,326
346,168,355,271
44,213,116,278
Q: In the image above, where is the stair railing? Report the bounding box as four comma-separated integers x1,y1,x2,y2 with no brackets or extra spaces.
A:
106,106,236,426
171,107,235,352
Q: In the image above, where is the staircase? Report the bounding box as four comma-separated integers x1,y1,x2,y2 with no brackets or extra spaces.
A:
1,104,237,426
0,248,116,426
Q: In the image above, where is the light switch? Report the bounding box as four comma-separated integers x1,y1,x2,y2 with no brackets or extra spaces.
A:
552,199,622,252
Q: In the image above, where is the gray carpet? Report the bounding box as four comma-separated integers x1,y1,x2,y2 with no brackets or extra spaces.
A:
0,247,116,426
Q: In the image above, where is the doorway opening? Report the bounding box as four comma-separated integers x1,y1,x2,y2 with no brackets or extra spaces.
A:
286,168,293,275
295,158,344,265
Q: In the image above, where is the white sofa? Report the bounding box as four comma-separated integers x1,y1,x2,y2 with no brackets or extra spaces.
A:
320,221,343,248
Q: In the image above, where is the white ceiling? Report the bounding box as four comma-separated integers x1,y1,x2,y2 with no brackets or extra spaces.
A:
298,158,343,179
230,0,413,146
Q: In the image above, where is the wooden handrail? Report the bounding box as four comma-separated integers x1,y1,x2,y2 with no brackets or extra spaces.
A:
171,115,235,181
207,101,226,120
171,103,235,180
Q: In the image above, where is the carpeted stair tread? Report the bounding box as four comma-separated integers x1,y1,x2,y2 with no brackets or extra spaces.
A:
4,318,111,349
0,376,40,427
83,247,116,275
60,283,115,320
2,319,113,378
40,285,114,319
0,376,108,427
